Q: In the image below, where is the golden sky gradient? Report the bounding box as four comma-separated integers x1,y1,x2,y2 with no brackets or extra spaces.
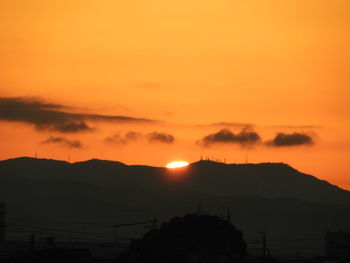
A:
1,1,350,188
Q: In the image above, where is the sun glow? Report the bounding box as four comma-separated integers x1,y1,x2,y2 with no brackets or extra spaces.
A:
166,161,189,169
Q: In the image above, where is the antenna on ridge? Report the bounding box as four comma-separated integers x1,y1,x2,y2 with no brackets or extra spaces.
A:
68,155,70,163
245,155,248,164
35,152,37,159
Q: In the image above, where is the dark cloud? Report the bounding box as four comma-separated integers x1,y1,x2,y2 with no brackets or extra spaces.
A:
104,131,142,144
125,131,141,141
105,131,175,145
199,128,261,147
104,134,125,144
37,121,92,133
267,132,314,147
148,132,175,144
0,97,156,133
42,136,82,149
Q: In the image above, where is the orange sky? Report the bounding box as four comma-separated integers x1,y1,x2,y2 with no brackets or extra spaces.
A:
1,1,350,189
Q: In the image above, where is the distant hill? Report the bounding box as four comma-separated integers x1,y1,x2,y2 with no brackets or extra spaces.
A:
1,157,350,256
187,160,350,203
1,157,348,204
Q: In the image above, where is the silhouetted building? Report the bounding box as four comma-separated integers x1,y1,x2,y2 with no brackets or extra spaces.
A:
325,230,350,262
118,214,246,263
0,203,5,242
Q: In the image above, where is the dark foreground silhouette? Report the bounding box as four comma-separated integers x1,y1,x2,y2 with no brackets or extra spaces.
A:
117,214,246,263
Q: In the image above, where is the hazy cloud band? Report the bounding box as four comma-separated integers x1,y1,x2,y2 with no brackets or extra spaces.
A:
0,97,156,133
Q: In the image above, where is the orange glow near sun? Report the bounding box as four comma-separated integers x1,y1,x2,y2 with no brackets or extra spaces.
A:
166,161,189,169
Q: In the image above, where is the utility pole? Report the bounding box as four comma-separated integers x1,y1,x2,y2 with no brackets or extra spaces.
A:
197,200,203,215
151,218,157,231
228,208,230,223
227,207,231,254
258,230,267,263
224,207,231,254
30,234,35,251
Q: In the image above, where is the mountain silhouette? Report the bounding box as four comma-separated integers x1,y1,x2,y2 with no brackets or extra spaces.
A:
1,157,350,256
192,160,350,203
1,157,348,203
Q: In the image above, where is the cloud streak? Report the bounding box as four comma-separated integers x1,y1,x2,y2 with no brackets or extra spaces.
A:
266,132,314,147
198,128,261,147
0,97,156,133
42,136,82,149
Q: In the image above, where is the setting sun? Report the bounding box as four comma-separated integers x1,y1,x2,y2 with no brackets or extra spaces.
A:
166,161,189,169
